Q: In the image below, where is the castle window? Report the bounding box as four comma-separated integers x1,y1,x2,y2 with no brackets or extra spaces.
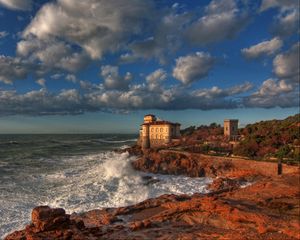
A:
151,128,154,132
160,135,163,139
160,128,163,132
156,134,158,139
156,128,158,132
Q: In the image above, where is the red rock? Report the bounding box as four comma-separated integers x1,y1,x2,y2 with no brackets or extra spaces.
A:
5,152,300,240
31,206,70,232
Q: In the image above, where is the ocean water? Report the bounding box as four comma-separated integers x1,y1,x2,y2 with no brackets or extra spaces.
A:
0,134,212,238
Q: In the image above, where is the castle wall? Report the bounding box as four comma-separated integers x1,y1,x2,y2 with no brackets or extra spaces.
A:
149,125,171,143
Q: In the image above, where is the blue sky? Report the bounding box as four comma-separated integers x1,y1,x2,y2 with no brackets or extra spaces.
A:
0,0,299,133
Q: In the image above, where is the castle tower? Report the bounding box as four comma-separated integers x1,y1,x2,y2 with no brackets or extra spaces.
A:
144,114,156,123
141,124,150,149
224,119,238,139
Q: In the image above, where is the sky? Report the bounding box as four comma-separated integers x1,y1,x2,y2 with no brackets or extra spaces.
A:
0,0,299,133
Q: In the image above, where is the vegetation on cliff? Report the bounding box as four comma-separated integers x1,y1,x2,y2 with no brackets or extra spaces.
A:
180,114,300,162
233,114,300,162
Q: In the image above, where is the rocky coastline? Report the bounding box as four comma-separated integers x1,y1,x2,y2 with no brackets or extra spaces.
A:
5,146,300,240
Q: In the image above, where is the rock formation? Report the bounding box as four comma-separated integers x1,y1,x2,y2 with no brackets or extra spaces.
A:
5,149,300,240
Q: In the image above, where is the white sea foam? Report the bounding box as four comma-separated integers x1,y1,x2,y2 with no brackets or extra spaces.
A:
95,138,137,143
0,151,211,239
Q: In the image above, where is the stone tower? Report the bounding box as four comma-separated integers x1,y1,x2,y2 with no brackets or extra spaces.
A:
224,119,238,139
141,114,156,149
141,124,150,149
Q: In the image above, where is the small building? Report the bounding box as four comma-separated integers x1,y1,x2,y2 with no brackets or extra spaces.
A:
138,114,180,149
224,119,239,140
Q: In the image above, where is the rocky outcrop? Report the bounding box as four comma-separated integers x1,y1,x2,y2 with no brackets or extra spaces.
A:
5,149,300,240
132,149,297,178
132,150,242,178
117,144,143,156
5,170,300,239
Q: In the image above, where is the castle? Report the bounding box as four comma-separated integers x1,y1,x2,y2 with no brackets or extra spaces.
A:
138,114,181,149
224,119,239,140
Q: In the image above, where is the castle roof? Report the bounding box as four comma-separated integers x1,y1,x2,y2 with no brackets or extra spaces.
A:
142,120,180,126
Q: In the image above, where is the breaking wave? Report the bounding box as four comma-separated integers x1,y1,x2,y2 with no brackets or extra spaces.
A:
0,150,211,238
94,138,137,143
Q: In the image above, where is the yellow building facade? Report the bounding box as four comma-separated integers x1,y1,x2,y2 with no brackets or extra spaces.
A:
139,114,180,149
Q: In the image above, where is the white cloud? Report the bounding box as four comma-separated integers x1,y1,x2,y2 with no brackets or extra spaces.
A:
186,0,250,45
260,0,299,36
244,78,297,108
259,0,298,12
65,74,77,83
17,38,90,72
273,42,299,82
256,78,293,95
100,65,132,90
273,8,299,36
242,37,283,59
0,88,84,116
51,73,64,80
0,81,255,116
36,78,46,87
194,82,253,99
0,55,30,84
21,0,153,60
0,0,31,11
244,42,299,108
146,69,167,91
0,31,8,39
173,52,215,85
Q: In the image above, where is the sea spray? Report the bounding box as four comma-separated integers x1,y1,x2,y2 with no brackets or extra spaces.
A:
0,134,211,238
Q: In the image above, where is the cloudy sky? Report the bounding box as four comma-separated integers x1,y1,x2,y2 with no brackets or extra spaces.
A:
0,0,299,133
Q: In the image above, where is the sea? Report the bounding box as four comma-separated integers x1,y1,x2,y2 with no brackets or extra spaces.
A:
0,134,212,238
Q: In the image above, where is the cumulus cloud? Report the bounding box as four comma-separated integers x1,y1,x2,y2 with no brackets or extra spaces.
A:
273,8,299,37
0,55,30,84
0,89,85,116
21,0,153,60
0,81,255,116
273,42,299,82
84,81,250,110
146,69,167,91
0,31,8,39
51,73,64,80
242,37,283,59
185,0,250,45
100,65,132,90
173,52,215,85
244,78,298,108
0,0,31,11
260,0,299,36
36,78,46,87
244,42,300,108
65,74,77,83
259,0,298,12
17,38,90,73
